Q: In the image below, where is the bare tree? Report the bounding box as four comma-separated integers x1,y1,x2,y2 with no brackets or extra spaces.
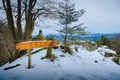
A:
111,34,120,55
1,0,56,61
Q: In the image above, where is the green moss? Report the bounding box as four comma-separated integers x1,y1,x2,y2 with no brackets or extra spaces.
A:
96,35,111,48
66,46,73,55
105,52,114,57
46,47,52,58
112,57,120,65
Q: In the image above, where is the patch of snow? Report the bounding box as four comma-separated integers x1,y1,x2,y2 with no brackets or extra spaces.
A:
0,45,120,80
97,46,116,55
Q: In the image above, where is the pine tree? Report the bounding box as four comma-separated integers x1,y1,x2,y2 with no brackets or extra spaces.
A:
57,0,86,52
32,29,45,40
58,23,88,41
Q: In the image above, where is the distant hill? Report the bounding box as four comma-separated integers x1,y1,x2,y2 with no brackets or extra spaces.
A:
51,33,116,42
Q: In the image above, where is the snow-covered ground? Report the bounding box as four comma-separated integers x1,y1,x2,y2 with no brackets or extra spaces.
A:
0,45,120,80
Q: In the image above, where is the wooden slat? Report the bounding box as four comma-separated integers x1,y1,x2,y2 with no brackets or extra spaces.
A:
16,40,59,50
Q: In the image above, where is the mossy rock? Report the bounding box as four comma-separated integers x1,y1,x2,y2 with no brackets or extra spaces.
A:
112,57,120,65
95,60,98,63
66,46,73,55
61,45,73,55
74,47,78,52
82,40,98,51
114,54,120,57
105,52,114,57
75,42,82,45
70,40,98,51
60,45,65,49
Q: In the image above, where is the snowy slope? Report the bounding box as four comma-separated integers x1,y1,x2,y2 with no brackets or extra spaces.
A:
0,45,120,80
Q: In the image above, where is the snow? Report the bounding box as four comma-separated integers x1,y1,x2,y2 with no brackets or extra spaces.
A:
0,45,120,80
97,46,116,55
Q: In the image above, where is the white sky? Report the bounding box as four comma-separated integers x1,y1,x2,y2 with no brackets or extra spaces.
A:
74,0,120,33
0,0,120,35
33,0,120,35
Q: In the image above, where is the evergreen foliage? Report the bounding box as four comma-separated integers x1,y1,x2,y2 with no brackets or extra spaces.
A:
96,35,111,48
33,29,45,40
46,34,55,40
58,24,89,40
65,46,73,55
112,57,120,65
57,0,86,52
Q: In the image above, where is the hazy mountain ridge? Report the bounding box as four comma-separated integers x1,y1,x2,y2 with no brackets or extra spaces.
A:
49,33,116,42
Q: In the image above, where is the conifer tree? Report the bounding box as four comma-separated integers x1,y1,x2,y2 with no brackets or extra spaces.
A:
57,0,86,52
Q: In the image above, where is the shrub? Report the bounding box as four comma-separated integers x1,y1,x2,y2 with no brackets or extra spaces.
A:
112,57,120,65
32,29,45,40
96,35,111,48
0,21,15,66
60,45,73,55
96,40,102,47
66,46,73,55
111,34,120,55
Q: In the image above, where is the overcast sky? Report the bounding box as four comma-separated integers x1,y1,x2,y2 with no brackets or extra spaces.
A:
33,0,120,35
0,0,119,35
74,0,120,33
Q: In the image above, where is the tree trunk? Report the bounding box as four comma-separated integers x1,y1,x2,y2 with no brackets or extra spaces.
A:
24,0,36,40
17,0,22,40
46,47,52,58
64,7,68,52
64,23,68,52
2,0,17,40
2,0,19,61
28,49,31,69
